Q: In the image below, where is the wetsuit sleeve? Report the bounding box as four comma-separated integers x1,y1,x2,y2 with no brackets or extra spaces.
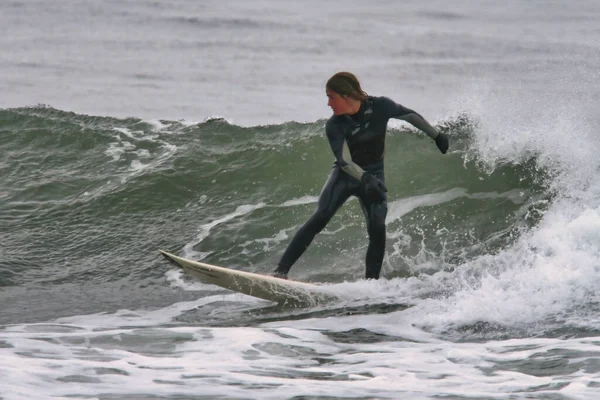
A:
378,96,439,139
325,118,365,181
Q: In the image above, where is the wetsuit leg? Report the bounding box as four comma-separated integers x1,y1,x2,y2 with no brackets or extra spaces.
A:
358,169,388,280
276,167,356,276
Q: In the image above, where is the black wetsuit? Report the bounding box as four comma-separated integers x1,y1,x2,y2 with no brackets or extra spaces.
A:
276,96,441,279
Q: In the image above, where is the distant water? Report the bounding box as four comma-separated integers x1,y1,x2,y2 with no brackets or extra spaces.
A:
1,1,600,399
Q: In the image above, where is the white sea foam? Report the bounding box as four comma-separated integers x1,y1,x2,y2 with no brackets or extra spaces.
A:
1,301,598,400
281,195,318,207
411,69,600,333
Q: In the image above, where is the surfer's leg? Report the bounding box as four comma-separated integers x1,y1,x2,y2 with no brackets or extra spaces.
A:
359,170,388,279
274,168,354,277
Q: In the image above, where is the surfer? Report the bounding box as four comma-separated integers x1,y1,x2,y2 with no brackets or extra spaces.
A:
273,72,449,280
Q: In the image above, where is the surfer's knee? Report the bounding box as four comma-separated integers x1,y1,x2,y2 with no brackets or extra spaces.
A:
307,208,333,233
367,203,387,236
369,216,386,233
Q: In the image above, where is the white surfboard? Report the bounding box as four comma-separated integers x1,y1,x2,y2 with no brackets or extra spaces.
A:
159,250,336,307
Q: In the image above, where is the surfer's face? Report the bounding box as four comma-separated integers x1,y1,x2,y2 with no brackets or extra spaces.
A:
326,89,353,116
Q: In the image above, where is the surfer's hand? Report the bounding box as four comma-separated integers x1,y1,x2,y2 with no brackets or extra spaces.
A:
361,173,387,202
435,132,449,154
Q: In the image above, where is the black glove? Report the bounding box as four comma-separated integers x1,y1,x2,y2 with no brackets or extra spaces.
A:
435,132,449,154
361,173,387,202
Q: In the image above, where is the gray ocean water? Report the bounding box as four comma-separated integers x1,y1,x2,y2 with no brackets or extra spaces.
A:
2,1,600,399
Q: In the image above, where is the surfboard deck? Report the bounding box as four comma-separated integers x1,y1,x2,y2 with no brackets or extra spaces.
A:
159,250,336,307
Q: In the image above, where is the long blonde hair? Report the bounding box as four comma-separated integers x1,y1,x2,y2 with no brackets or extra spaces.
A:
326,72,368,101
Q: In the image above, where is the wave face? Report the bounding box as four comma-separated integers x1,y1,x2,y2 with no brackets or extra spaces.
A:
0,105,548,307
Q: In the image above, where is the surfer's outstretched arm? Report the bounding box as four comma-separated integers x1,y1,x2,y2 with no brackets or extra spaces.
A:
378,96,449,154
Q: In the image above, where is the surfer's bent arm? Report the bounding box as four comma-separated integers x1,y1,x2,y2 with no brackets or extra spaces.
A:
379,96,440,139
326,119,365,181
